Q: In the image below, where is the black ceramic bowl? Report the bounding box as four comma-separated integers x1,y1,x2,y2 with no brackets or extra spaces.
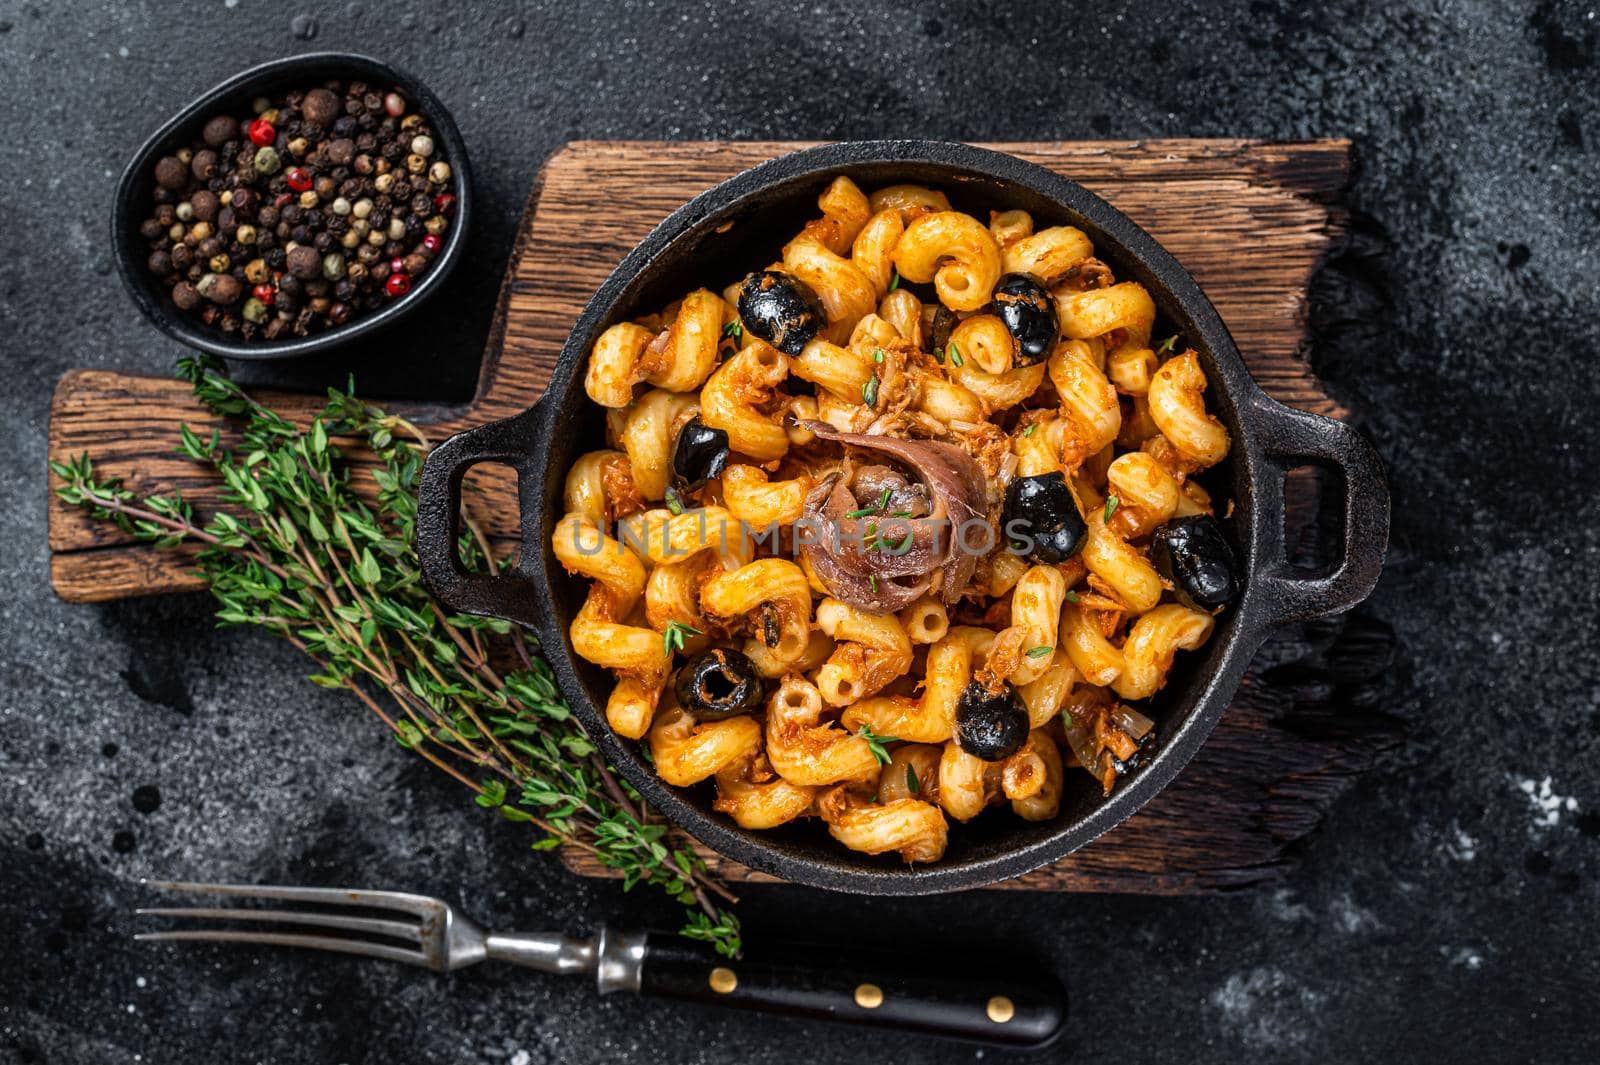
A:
112,53,471,361
416,141,1389,894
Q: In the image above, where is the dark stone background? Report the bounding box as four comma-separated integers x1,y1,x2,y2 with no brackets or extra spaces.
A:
2,0,1597,1061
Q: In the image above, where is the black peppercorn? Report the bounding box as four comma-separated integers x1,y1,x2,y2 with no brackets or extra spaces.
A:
265,247,287,270
290,224,312,244
313,232,335,253
230,187,257,215
273,290,299,314
147,250,173,275
170,244,194,271
282,204,303,225
257,204,279,228
140,218,164,240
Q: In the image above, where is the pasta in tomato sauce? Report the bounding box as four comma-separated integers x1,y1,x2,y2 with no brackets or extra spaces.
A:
557,175,1239,865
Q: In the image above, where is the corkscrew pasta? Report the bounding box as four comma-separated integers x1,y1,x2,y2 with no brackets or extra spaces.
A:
556,175,1240,865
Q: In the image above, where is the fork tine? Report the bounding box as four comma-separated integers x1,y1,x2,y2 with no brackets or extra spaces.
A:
141,879,444,918
134,929,429,968
137,907,423,942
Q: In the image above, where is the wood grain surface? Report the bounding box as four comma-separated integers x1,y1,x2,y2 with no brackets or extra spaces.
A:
49,139,1397,893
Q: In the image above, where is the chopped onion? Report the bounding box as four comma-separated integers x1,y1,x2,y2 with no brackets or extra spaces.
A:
1060,714,1102,777
1112,703,1156,740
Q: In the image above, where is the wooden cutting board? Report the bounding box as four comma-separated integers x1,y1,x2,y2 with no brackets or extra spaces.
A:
48,140,1399,893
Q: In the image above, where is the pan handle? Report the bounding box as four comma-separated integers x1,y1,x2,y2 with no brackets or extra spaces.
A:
415,411,544,627
1244,391,1390,631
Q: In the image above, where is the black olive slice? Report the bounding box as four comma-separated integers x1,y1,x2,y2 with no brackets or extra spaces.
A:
674,648,764,721
954,680,1030,761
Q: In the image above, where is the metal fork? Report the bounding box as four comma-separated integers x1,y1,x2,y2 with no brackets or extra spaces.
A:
136,879,1066,1048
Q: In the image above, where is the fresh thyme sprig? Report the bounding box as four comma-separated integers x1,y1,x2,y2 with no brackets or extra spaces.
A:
51,355,741,958
855,724,898,766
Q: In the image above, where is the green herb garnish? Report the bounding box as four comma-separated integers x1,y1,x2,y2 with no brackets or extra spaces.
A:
722,320,743,341
887,270,901,292
662,620,701,656
664,487,685,515
1065,589,1080,603
878,487,892,511
856,724,898,766
947,342,964,367
1061,710,1075,728
873,347,885,363
906,763,920,794
1157,334,1178,354
1021,423,1037,438
877,529,913,554
863,375,880,407
1025,645,1054,659
1104,495,1119,522
51,354,741,959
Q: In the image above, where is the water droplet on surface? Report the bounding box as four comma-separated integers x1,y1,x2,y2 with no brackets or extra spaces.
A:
290,13,318,40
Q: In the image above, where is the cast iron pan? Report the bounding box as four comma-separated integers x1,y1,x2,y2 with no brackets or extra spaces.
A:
112,52,472,361
415,141,1389,895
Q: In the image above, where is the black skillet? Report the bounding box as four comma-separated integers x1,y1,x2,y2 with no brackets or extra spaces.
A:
415,140,1389,898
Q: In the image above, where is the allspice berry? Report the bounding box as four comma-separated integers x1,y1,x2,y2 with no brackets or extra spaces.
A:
191,149,219,181
197,272,243,304
154,156,188,190
172,281,202,310
286,244,322,280
303,87,341,125
189,190,219,222
202,114,238,147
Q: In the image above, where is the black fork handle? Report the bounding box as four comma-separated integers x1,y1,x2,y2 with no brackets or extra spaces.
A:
631,933,1066,1049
